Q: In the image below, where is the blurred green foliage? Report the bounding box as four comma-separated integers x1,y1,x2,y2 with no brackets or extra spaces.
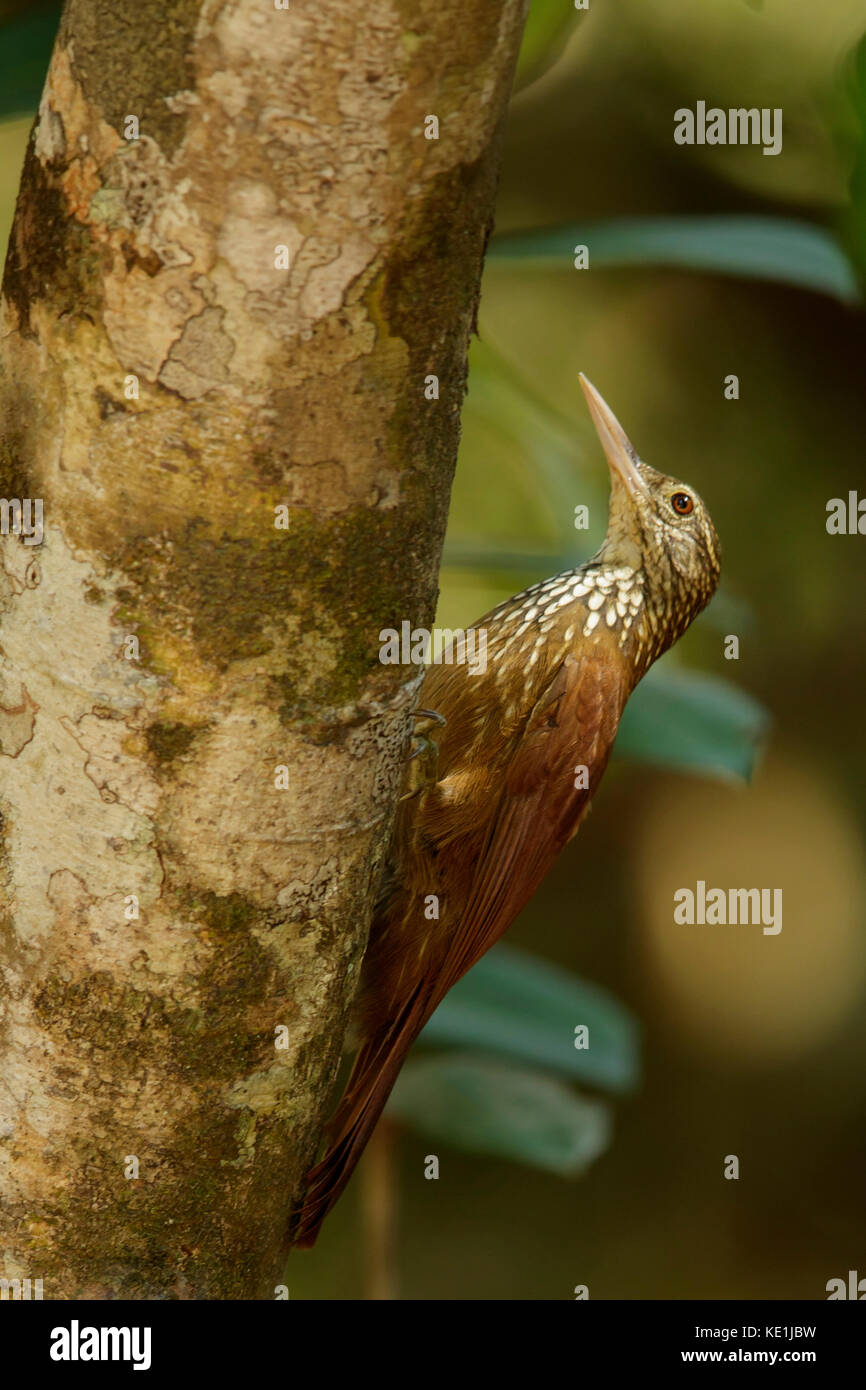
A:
388,1054,612,1177
420,943,638,1091
514,0,585,95
0,2,60,120
491,214,861,304
843,32,866,277
405,944,634,1173
617,668,770,782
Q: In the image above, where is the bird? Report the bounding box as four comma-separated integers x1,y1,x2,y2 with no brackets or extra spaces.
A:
291,374,721,1248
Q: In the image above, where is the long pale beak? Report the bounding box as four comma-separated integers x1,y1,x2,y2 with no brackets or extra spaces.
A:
579,374,648,498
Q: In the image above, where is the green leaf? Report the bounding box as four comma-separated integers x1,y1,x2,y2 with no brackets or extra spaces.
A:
514,0,585,95
466,339,597,522
420,943,639,1093
489,215,861,303
842,32,866,278
387,1053,612,1176
615,665,770,783
462,339,607,543
0,3,61,120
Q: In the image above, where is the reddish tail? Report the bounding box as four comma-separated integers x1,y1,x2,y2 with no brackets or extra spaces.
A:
291,985,429,1249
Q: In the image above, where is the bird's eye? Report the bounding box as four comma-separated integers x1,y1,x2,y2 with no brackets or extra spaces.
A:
671,492,694,516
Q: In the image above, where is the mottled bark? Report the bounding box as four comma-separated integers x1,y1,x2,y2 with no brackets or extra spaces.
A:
0,0,527,1298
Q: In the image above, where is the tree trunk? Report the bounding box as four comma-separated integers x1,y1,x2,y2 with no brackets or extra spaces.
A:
0,0,527,1299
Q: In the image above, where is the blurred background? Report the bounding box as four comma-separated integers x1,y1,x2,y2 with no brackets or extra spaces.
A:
3,0,865,1299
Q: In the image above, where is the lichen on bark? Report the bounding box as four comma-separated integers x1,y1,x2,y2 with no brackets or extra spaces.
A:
0,0,528,1297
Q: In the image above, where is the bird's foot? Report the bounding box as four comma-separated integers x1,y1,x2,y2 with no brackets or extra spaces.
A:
399,708,446,801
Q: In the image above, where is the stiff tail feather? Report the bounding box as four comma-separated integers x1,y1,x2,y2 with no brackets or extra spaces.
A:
291,983,429,1249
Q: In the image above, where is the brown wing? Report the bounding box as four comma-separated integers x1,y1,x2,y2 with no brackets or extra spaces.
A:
424,646,628,997
290,647,628,1248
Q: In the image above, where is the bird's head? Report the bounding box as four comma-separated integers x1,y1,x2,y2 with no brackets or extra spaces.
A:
579,374,721,642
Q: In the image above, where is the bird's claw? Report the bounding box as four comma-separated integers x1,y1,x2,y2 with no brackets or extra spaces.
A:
399,708,446,801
